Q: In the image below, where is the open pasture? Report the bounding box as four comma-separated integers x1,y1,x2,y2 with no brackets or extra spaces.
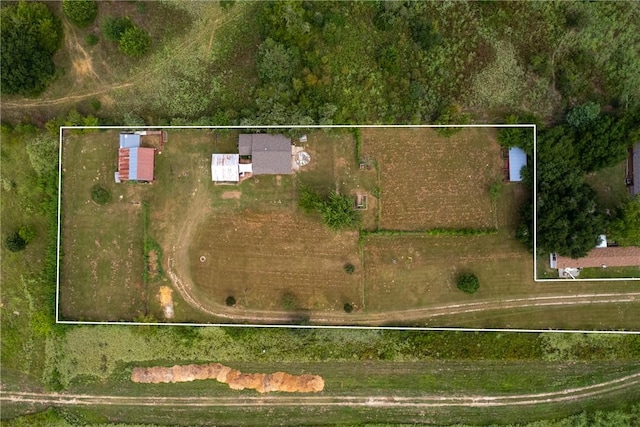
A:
363,127,503,230
60,131,148,321
362,232,533,312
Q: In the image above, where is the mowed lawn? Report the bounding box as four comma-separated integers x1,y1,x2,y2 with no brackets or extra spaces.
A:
60,131,148,321
362,232,533,311
189,208,362,312
362,127,503,230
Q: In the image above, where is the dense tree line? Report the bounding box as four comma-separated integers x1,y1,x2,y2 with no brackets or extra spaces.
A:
0,1,62,95
511,105,640,258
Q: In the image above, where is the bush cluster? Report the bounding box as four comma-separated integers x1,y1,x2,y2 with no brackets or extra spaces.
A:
63,0,98,27
91,185,110,205
102,16,150,57
456,273,480,294
297,185,360,230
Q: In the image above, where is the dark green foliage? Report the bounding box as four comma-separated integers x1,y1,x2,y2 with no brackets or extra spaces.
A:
90,98,101,111
515,200,534,251
343,263,355,274
609,196,640,246
434,105,469,137
535,127,606,258
497,114,537,154
352,128,362,164
256,38,300,83
85,33,99,46
456,273,480,294
101,16,134,42
408,16,442,51
90,184,110,205
297,184,323,213
489,181,502,202
572,114,634,173
118,26,151,57
63,0,98,27
0,1,63,95
5,231,27,252
566,101,601,130
321,191,360,230
225,296,236,307
343,302,354,313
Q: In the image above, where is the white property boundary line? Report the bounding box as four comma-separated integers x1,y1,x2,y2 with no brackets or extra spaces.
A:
532,127,640,283
56,125,639,334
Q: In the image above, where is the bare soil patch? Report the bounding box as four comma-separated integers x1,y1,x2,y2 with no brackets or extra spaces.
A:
362,128,503,230
131,363,324,393
157,286,174,319
221,191,242,199
148,250,159,279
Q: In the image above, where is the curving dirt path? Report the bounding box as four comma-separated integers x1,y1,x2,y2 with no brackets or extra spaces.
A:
2,372,639,408
2,5,245,111
167,234,640,326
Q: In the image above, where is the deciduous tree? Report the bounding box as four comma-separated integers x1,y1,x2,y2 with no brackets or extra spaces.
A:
0,2,62,95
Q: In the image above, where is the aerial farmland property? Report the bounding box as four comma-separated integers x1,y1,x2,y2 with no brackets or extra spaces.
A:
57,126,640,330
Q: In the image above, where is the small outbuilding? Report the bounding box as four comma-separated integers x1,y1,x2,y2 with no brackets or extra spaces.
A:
116,133,154,182
508,147,527,182
118,147,155,182
119,133,141,149
211,154,240,183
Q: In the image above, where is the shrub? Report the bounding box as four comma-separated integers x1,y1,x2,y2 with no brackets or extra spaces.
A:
456,273,480,294
118,26,151,57
225,296,236,307
282,292,298,310
566,101,600,130
5,232,26,252
90,99,101,111
343,303,354,313
321,191,360,230
85,34,99,46
101,16,134,42
344,263,355,274
297,184,323,213
63,0,98,27
91,184,110,205
18,225,36,244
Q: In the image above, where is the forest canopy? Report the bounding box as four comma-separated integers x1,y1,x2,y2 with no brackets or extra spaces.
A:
0,1,62,95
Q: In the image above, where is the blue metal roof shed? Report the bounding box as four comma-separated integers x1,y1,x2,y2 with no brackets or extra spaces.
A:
508,147,527,182
119,133,141,149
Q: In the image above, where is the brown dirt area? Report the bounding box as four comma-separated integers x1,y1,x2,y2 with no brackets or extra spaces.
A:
221,191,242,199
188,208,362,312
131,363,324,393
148,250,159,278
362,128,503,230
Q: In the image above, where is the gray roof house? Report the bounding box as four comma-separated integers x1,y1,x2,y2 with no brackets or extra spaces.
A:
238,134,292,175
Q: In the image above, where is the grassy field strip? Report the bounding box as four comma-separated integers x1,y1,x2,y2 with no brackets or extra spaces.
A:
153,287,640,325
2,371,639,408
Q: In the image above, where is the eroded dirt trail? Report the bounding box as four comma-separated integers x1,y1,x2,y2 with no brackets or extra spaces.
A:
2,372,639,408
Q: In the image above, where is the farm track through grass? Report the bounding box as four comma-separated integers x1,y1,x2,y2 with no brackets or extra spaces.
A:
2,366,639,425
